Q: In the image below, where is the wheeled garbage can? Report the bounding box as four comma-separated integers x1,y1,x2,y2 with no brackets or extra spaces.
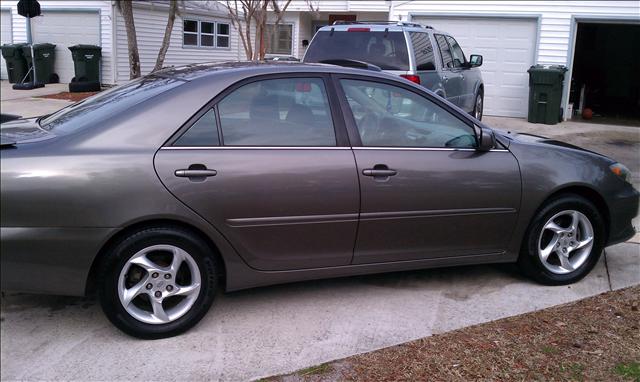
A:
1,43,29,83
527,65,567,125
68,44,102,92
21,43,57,84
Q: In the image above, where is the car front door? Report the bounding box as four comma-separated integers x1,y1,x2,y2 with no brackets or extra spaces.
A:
335,76,521,264
446,35,475,112
154,75,360,271
434,34,463,106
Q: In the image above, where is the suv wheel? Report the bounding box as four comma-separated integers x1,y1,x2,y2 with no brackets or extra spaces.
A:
473,91,484,120
99,227,217,339
518,194,604,285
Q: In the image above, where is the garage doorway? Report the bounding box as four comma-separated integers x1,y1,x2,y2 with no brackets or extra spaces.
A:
569,22,640,126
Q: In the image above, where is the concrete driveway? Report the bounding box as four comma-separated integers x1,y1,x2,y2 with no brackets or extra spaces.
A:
1,108,639,381
0,80,72,118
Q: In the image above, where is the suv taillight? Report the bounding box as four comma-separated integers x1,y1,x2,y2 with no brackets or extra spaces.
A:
400,75,421,84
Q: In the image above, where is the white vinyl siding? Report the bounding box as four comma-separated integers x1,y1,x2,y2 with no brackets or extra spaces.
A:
392,1,640,65
114,5,240,83
1,8,12,80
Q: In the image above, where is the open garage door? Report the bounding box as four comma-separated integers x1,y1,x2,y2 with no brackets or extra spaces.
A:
1,9,12,80
412,16,537,118
31,11,100,83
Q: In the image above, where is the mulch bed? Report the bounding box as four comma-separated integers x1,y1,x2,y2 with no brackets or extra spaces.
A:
270,285,640,381
38,91,99,102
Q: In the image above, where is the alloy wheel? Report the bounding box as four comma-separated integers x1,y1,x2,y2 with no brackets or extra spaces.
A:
537,210,594,274
117,244,201,324
475,94,483,120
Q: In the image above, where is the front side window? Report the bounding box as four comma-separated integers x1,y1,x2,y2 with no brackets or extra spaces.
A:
435,34,453,69
410,32,436,71
183,19,230,48
340,79,476,148
218,78,336,146
446,36,467,68
267,24,293,55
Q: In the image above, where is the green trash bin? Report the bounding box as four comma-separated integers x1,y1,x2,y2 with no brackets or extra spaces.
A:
69,45,101,83
22,43,57,84
1,43,29,83
527,65,567,125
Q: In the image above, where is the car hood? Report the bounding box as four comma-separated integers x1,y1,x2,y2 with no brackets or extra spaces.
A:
495,130,611,160
0,118,57,147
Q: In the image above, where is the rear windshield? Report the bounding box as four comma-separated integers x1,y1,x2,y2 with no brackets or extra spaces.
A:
304,31,409,70
39,76,183,135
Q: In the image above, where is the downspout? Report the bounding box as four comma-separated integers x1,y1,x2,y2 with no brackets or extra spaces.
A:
111,1,117,84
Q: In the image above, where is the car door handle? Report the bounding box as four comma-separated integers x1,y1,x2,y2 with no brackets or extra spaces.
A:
175,169,217,177
362,166,397,177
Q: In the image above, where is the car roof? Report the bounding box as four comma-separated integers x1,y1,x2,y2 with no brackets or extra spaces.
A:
316,22,449,35
153,61,407,83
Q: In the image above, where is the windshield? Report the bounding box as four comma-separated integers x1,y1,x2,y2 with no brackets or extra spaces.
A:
304,31,410,70
39,75,183,135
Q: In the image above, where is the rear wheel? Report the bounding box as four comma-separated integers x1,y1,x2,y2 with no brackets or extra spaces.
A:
98,227,217,339
518,194,605,285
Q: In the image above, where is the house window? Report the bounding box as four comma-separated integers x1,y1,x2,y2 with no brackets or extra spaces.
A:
183,19,231,48
267,24,293,55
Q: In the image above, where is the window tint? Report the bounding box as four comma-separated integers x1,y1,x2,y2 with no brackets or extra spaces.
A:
410,32,436,71
435,34,453,69
304,31,410,71
174,109,219,147
218,78,336,146
340,79,476,148
446,36,466,68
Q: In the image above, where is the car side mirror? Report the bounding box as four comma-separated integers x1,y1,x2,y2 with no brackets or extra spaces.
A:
477,127,495,151
469,54,483,67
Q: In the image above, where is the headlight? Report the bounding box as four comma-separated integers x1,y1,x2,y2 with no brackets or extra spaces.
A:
610,163,631,184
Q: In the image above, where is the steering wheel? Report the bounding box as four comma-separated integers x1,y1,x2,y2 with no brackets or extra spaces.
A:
359,112,381,143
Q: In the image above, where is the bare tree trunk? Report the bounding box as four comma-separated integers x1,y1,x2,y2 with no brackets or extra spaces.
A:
118,0,141,79
153,0,178,72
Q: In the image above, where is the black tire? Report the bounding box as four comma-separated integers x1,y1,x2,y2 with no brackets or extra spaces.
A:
98,227,217,339
473,90,484,121
518,194,605,285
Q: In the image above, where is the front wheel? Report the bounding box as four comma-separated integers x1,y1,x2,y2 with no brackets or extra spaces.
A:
98,227,217,339
518,194,605,285
473,91,484,120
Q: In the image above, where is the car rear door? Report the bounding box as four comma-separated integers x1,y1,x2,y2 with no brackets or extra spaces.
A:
154,74,360,271
334,75,521,264
446,35,475,112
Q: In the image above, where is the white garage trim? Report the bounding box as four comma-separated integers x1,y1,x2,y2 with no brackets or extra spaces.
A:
34,7,102,83
564,14,640,120
1,7,13,81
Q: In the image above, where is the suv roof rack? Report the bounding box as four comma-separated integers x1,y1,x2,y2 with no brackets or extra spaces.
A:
318,59,382,72
332,20,433,29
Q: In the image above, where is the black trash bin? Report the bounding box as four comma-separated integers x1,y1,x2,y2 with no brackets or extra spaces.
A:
527,65,567,125
68,45,101,92
1,43,29,83
21,43,58,84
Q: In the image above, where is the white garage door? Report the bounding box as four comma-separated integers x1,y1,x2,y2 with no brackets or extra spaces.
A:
412,16,537,118
32,11,100,83
1,10,12,80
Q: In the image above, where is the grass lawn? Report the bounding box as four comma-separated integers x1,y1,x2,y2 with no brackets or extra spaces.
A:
267,285,639,381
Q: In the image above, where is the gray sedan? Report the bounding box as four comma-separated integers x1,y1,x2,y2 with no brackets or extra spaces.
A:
1,62,637,339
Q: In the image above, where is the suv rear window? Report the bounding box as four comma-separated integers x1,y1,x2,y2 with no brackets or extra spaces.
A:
304,31,409,70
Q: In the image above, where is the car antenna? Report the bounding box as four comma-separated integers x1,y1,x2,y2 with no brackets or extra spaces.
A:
384,27,389,37
330,27,334,36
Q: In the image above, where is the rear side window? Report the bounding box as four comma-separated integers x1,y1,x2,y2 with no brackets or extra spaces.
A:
217,78,336,146
174,109,219,146
434,34,454,69
304,31,409,70
410,32,436,71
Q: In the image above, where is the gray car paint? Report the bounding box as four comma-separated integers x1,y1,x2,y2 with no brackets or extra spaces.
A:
1,62,638,297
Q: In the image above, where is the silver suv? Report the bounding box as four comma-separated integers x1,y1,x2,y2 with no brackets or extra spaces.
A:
304,21,485,120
